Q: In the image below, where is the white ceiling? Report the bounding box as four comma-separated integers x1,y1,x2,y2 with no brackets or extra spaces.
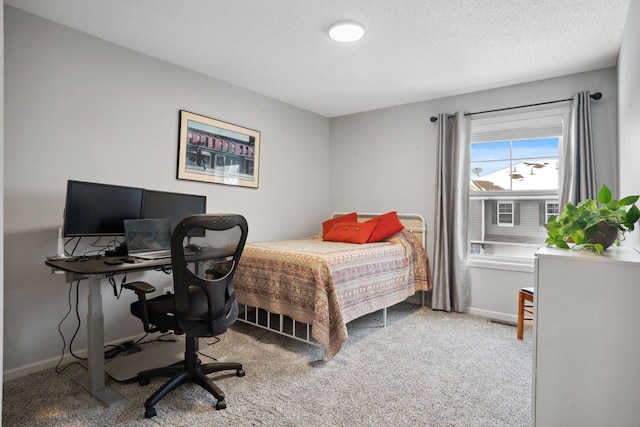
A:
4,0,631,118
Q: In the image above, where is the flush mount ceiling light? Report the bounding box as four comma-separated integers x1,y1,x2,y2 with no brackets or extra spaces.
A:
328,21,365,43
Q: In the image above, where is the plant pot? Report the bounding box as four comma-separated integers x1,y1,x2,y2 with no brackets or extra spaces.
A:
584,221,618,250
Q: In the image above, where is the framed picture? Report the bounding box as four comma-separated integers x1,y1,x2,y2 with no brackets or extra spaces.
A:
177,110,261,188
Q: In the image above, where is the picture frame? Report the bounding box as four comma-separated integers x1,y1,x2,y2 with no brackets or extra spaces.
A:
177,110,261,188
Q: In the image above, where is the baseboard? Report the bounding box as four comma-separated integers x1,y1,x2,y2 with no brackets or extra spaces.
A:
3,332,149,382
469,307,517,325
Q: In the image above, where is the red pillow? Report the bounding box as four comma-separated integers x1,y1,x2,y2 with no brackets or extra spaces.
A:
365,211,405,242
323,221,377,244
322,212,358,238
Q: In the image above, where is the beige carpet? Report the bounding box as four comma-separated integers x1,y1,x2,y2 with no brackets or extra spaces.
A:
3,303,533,426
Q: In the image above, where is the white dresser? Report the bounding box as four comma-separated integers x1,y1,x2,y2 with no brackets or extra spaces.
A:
533,246,640,427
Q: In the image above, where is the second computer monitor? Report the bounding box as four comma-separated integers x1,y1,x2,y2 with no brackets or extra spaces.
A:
142,190,207,237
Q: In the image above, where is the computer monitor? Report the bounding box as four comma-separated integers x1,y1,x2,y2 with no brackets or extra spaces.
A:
142,189,207,236
63,180,144,237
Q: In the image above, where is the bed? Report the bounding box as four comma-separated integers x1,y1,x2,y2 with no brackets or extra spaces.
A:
233,213,432,360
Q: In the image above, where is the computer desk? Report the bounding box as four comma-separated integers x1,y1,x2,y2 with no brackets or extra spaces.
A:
45,256,173,407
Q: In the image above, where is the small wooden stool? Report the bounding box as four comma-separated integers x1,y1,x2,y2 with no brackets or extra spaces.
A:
517,287,534,339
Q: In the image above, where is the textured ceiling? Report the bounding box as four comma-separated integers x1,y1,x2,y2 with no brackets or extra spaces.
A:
4,0,631,117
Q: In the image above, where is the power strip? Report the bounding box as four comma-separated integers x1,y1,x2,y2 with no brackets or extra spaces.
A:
104,340,136,359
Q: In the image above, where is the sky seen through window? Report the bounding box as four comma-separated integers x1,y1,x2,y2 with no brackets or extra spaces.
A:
470,138,559,177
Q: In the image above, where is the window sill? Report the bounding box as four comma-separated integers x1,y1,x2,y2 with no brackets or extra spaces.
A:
468,255,534,273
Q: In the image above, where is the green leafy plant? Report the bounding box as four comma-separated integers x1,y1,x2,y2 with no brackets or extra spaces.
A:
544,185,640,254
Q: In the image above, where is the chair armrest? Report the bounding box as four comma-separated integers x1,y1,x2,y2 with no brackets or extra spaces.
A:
124,281,156,294
123,281,157,333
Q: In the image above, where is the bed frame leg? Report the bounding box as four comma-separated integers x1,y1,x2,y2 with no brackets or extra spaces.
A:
383,307,387,327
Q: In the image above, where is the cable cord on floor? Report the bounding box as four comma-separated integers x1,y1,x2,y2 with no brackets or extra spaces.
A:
55,285,186,372
55,280,87,374
69,279,86,360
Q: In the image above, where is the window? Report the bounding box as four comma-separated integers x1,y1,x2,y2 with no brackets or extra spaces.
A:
497,202,514,226
469,107,568,260
470,243,483,254
545,201,560,222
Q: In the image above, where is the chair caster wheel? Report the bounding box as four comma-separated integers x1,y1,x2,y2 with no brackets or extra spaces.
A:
216,400,227,410
237,369,245,377
144,407,157,418
138,377,150,386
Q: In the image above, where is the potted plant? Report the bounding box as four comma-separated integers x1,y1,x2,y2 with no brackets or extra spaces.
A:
544,185,640,254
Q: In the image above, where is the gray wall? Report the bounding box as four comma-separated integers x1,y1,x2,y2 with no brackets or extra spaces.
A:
330,67,618,321
3,7,330,376
1,2,5,417
618,0,640,249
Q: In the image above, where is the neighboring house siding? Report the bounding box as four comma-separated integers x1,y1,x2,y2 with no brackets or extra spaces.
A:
469,199,483,241
484,199,547,244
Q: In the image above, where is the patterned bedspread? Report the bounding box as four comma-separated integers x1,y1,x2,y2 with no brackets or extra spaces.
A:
233,230,432,358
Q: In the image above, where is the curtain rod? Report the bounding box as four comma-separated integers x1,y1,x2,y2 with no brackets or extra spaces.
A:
429,91,602,123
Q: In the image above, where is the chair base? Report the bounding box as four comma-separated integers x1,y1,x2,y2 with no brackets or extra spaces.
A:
137,337,244,418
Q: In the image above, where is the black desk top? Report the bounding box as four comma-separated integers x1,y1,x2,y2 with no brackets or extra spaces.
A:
45,248,234,276
45,256,170,275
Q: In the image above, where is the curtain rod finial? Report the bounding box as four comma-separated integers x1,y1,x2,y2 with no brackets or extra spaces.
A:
591,92,602,100
430,116,438,123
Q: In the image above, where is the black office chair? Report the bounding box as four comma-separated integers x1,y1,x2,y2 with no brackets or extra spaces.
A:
124,214,248,418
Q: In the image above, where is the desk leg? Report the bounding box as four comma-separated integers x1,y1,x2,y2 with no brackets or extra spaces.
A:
74,275,124,407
